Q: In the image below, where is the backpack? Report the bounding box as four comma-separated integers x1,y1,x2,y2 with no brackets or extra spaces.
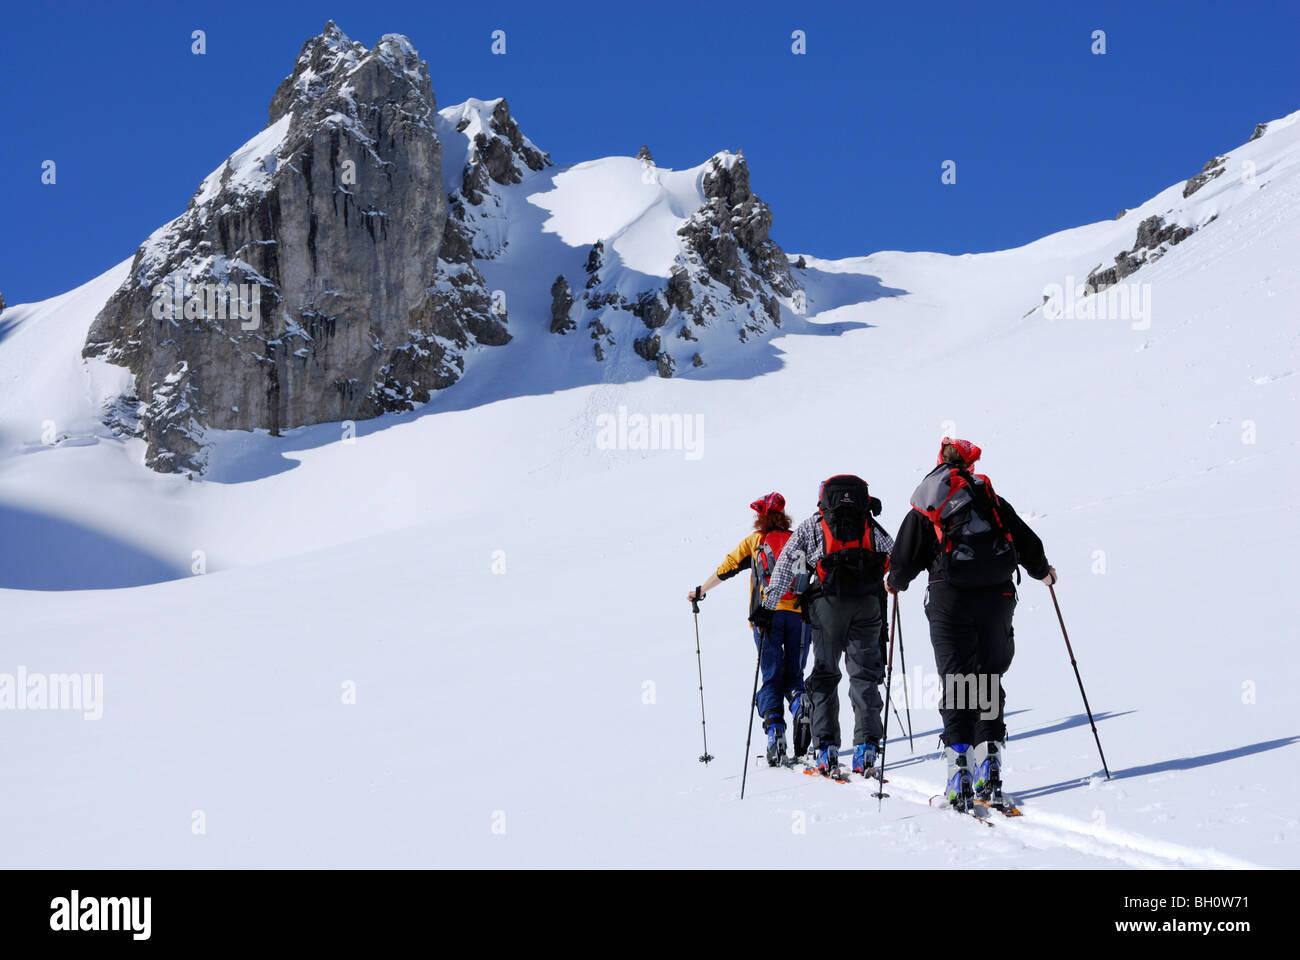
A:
754,529,797,606
813,475,886,597
910,464,1018,588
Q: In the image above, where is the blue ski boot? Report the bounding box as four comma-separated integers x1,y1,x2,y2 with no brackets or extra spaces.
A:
816,742,840,777
852,741,879,776
944,743,974,811
789,691,814,758
765,722,787,767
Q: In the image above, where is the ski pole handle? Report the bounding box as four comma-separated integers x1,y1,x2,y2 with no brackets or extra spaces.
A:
691,586,703,614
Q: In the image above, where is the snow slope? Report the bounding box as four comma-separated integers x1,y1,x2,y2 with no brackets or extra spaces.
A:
0,110,1296,868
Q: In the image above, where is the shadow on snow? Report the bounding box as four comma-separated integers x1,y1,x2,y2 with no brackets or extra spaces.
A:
0,502,188,590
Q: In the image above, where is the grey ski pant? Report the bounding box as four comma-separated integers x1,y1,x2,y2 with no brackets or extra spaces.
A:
807,592,885,748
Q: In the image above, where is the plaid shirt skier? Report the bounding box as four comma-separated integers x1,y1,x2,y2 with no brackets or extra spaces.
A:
759,514,894,611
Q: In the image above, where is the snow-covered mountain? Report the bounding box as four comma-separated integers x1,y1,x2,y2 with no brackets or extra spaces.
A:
0,24,1297,868
71,23,802,474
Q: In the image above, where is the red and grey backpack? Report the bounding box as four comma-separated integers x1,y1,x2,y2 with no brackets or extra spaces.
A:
812,475,886,597
755,529,797,604
910,455,1019,588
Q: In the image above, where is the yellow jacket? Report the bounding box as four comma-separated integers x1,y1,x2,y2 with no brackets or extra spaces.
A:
716,531,801,615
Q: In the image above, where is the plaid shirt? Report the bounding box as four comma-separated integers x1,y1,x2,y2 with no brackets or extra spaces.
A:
761,513,895,610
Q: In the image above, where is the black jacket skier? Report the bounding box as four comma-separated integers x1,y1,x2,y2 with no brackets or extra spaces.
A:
886,438,1056,811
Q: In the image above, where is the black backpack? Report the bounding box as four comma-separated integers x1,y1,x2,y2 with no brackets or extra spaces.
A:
813,475,886,597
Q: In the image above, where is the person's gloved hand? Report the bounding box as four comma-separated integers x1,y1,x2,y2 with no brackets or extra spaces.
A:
749,606,775,630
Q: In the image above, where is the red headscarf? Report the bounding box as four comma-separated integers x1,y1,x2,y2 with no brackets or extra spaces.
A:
938,437,982,468
749,492,786,515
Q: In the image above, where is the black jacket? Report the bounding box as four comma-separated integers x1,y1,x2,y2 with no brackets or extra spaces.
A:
886,493,1050,591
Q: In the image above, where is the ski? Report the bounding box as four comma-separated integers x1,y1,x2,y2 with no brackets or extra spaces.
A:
975,797,1022,817
800,763,850,783
928,794,995,827
766,752,888,786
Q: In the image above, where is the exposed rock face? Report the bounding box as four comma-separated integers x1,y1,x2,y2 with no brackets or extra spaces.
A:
1249,122,1269,142
456,99,550,205
1086,214,1196,292
84,23,509,472
550,276,575,333
556,152,801,377
0,291,6,313
1183,155,1227,198
679,154,795,309
83,24,803,466
636,145,654,162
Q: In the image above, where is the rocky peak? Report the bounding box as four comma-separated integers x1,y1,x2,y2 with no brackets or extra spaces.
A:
84,24,510,474
678,153,793,310
443,98,551,205
549,150,801,376
267,22,369,124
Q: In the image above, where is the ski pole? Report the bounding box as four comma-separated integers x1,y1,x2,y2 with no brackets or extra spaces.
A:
887,692,907,735
895,595,914,752
740,626,767,800
1049,584,1111,780
691,590,714,764
875,595,897,807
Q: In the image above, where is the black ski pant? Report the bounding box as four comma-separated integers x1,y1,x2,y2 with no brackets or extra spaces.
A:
807,591,884,749
924,580,1016,747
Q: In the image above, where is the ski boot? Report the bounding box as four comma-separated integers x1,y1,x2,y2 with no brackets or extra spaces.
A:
815,742,840,777
789,691,814,758
944,743,975,812
973,741,1004,803
765,722,788,767
852,741,879,777
974,741,1019,813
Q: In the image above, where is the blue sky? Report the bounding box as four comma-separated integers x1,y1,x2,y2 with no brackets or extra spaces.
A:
2,0,1297,303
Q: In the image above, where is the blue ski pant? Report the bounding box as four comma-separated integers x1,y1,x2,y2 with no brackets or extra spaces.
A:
753,610,810,730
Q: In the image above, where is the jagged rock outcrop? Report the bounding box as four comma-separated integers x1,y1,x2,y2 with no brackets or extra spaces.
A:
1249,122,1269,142
550,276,575,334
0,291,6,314
1183,155,1227,198
558,152,800,377
1086,214,1196,292
676,154,794,331
84,23,510,473
636,145,654,163
443,97,551,217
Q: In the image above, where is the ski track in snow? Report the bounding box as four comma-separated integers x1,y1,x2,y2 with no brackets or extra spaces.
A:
878,772,1262,870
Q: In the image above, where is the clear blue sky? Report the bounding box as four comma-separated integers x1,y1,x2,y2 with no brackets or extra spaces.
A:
2,0,1297,303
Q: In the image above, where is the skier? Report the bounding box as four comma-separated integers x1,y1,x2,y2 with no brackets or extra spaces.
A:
753,476,892,779
687,493,812,766
885,439,1057,811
